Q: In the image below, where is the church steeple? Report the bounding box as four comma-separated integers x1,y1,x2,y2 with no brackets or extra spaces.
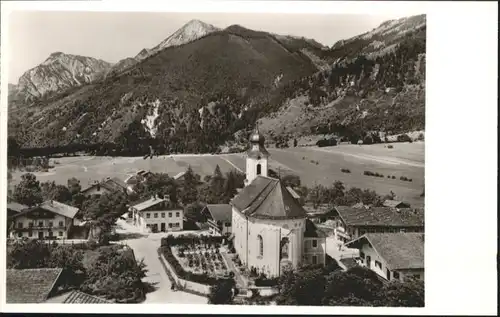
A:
245,126,269,186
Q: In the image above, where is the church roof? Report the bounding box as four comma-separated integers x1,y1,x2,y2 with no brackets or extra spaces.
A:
231,176,307,220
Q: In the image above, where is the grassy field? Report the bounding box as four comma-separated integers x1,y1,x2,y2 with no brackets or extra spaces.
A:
9,142,424,207
225,142,425,207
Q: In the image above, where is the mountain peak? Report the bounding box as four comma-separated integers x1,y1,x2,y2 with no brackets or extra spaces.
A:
144,19,219,56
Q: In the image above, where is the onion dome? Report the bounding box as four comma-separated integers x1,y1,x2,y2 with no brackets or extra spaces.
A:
250,127,265,144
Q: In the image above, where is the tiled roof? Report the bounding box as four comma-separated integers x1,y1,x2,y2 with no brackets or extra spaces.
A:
63,290,112,303
340,258,359,270
304,218,327,238
348,233,424,270
335,206,424,227
81,177,127,193
102,177,127,192
6,268,63,303
7,202,29,213
13,200,79,219
131,197,168,211
231,176,307,220
286,186,301,199
204,204,232,223
173,171,186,180
383,200,410,208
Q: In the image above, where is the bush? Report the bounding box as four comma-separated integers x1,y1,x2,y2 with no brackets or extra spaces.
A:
341,168,351,173
316,138,337,147
387,145,394,149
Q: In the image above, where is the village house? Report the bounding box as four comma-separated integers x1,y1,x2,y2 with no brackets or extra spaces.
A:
9,200,80,240
129,195,183,233
6,202,29,236
230,128,327,277
345,232,425,282
201,204,232,236
329,205,425,242
6,268,111,304
80,177,130,197
383,199,411,209
125,170,153,185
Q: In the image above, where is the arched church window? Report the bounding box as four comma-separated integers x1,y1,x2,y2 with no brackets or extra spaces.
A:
257,235,263,257
257,164,262,175
280,237,289,260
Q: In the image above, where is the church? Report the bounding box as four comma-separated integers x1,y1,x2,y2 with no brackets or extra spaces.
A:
230,128,327,278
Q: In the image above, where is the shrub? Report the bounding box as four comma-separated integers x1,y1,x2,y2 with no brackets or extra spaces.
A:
341,168,351,173
392,176,396,179
316,138,337,147
387,145,394,149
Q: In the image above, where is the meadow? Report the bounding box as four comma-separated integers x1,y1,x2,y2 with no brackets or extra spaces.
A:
9,142,424,207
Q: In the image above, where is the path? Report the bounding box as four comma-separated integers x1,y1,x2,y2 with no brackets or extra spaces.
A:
221,251,246,288
114,219,207,304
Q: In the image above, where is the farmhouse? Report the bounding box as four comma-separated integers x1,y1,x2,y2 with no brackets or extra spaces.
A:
383,199,411,209
6,202,29,236
9,200,79,239
130,195,183,233
125,170,153,185
7,202,29,218
201,204,232,236
230,128,327,277
80,177,129,196
345,233,424,282
330,206,424,242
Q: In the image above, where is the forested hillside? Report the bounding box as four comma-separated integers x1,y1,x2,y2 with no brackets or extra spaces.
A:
8,15,426,156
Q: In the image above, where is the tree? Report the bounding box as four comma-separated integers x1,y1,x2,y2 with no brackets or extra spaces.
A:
383,191,396,201
139,173,179,203
207,279,235,304
222,170,239,201
205,165,226,203
293,138,298,147
40,181,72,203
180,166,199,205
81,246,149,303
377,278,424,307
82,192,128,244
281,174,301,188
13,173,43,206
276,266,326,306
7,239,51,269
67,177,82,196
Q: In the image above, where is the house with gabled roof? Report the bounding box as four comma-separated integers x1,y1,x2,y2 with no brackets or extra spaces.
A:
330,205,424,242
201,204,232,236
345,233,425,282
80,177,129,197
129,195,183,233
383,199,411,209
9,200,80,240
230,128,326,277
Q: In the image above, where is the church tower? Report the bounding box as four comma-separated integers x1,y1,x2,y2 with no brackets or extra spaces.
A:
245,127,269,186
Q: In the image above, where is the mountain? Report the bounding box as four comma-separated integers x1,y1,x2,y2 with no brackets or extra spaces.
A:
106,20,220,78
8,14,426,155
11,52,112,102
258,14,426,143
9,24,319,151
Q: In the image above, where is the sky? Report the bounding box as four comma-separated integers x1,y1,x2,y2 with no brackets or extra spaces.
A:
7,11,410,84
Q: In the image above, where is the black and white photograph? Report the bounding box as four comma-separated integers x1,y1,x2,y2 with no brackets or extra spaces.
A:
0,1,497,315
